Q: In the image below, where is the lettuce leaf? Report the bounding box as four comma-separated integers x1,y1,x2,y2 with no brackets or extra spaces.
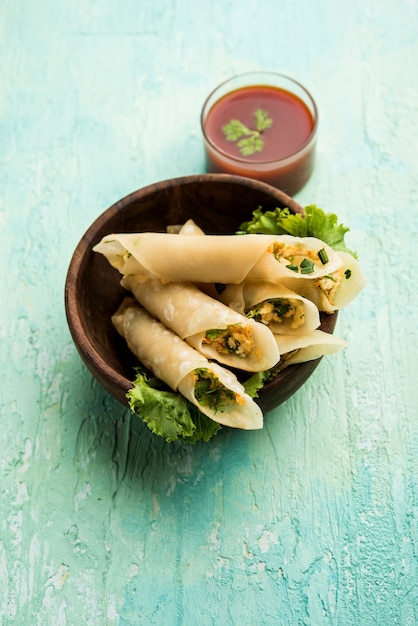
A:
126,369,221,443
243,363,285,399
239,204,357,257
242,371,268,398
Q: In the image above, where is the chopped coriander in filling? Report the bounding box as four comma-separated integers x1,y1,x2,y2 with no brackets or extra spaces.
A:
246,298,305,330
203,323,254,357
269,242,328,274
193,368,241,413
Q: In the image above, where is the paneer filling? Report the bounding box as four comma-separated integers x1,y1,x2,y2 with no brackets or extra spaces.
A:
246,298,305,330
203,323,255,358
314,268,346,305
269,242,329,274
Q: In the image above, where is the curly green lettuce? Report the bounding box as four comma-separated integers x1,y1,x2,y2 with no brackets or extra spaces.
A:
242,363,285,399
127,368,221,443
239,204,357,258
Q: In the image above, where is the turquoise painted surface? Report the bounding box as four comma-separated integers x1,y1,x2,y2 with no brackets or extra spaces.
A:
1,0,417,624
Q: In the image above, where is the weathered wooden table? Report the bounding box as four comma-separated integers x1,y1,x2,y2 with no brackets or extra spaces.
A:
1,1,417,624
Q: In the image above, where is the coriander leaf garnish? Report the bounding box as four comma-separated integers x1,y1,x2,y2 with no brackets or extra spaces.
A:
254,108,273,132
222,119,253,142
222,108,272,157
237,134,264,157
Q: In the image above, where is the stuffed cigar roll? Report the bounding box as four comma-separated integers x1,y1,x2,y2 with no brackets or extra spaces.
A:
247,235,343,281
94,232,271,283
274,329,347,369
121,275,280,372
112,298,263,430
210,280,321,335
166,219,206,235
178,219,206,235
93,233,342,284
280,251,366,313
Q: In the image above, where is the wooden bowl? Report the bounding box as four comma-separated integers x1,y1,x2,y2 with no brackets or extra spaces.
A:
65,174,337,415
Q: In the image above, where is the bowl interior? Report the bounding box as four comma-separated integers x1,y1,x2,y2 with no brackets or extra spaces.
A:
65,174,337,414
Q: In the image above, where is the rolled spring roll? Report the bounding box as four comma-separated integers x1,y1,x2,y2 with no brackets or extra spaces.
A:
280,251,366,313
121,275,280,372
247,235,343,281
166,219,206,235
93,233,343,284
178,219,206,235
112,299,263,430
212,280,321,335
173,225,342,290
274,329,347,369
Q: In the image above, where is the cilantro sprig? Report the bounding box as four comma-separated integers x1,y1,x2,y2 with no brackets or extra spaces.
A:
222,109,272,156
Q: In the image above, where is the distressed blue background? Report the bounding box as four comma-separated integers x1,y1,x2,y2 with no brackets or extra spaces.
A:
1,0,417,624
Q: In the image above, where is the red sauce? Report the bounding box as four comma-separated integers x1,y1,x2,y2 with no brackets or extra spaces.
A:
202,84,317,195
